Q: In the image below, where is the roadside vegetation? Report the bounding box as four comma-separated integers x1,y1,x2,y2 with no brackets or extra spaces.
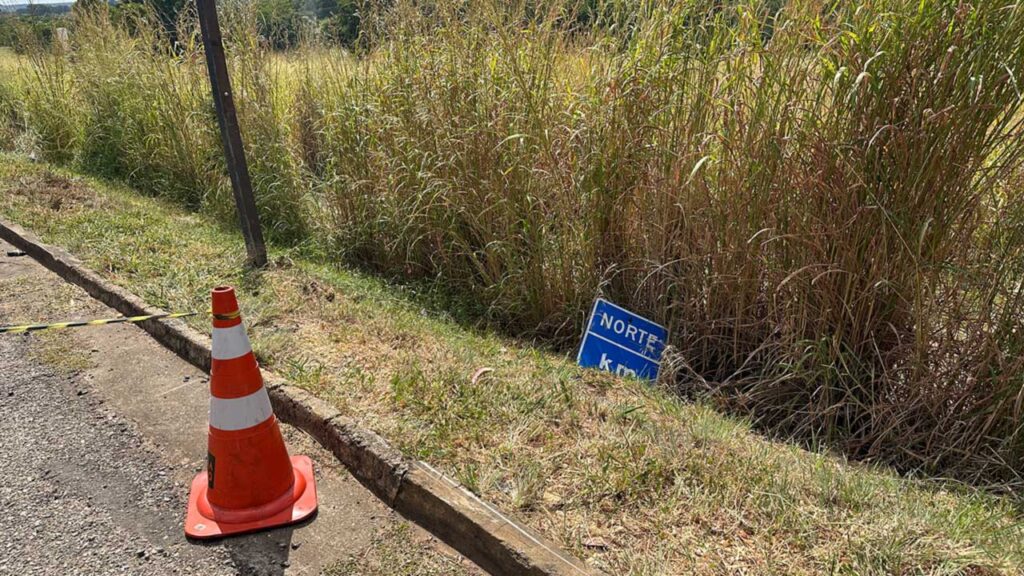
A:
2,0,1024,570
4,0,1023,487
3,156,1024,574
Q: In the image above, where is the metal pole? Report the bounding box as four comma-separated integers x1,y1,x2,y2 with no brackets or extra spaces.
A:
196,0,267,267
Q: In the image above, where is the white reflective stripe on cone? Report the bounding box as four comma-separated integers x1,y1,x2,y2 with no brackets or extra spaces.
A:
212,323,253,361
209,387,273,431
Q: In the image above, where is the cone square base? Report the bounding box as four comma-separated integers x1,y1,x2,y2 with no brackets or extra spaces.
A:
185,455,318,540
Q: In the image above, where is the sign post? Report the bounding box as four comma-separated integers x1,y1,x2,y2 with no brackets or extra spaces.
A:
577,299,667,380
196,0,267,268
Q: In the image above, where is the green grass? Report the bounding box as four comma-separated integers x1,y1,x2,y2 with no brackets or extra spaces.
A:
0,47,23,151
0,276,94,375
2,155,1022,575
0,47,16,67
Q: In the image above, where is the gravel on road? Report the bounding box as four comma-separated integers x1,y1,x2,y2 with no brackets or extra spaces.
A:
0,333,235,576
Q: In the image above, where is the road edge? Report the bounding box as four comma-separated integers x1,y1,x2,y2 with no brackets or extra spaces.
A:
0,218,601,576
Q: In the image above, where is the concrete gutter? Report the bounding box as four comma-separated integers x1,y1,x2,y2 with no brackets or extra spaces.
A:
0,218,602,576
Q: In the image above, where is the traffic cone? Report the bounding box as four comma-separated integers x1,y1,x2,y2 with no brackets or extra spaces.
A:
185,286,318,539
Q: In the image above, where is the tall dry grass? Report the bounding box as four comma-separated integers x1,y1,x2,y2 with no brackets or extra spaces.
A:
5,0,1024,483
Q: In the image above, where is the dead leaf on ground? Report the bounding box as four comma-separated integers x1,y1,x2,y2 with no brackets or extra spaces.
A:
471,367,494,386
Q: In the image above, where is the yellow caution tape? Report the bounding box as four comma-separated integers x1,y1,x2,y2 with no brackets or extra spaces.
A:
0,312,197,334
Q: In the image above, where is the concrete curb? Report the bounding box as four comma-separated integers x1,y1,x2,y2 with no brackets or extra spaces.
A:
0,219,601,576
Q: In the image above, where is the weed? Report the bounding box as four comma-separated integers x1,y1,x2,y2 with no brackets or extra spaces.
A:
3,155,1024,574
9,0,1021,483
7,1,1024,481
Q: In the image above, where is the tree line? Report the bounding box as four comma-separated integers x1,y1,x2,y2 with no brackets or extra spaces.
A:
0,0,361,50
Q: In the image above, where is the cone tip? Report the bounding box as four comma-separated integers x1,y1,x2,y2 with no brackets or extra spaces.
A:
211,286,239,316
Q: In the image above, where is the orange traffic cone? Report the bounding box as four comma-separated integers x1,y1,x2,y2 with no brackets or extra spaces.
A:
185,286,318,539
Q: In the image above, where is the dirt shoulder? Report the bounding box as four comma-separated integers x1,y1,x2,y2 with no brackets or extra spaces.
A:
1,156,1022,575
0,237,481,576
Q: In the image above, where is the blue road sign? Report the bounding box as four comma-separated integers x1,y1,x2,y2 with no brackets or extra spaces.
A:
576,298,667,380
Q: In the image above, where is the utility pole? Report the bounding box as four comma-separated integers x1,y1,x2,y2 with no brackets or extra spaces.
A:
196,0,267,268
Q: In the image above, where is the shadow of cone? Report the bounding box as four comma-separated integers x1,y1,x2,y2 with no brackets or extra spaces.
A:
185,286,318,539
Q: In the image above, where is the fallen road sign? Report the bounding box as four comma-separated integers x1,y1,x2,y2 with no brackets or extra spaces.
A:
577,298,666,380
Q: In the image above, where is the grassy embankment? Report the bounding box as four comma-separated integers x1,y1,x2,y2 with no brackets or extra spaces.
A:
4,0,1024,487
2,155,1023,574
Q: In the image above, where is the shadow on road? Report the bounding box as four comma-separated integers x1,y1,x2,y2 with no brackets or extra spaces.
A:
191,513,317,575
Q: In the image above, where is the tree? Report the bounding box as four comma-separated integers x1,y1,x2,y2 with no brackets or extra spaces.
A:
0,16,17,47
72,0,108,18
315,0,359,47
117,0,186,38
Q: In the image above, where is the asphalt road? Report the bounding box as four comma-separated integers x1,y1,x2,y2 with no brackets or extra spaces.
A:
0,239,478,576
0,332,236,575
